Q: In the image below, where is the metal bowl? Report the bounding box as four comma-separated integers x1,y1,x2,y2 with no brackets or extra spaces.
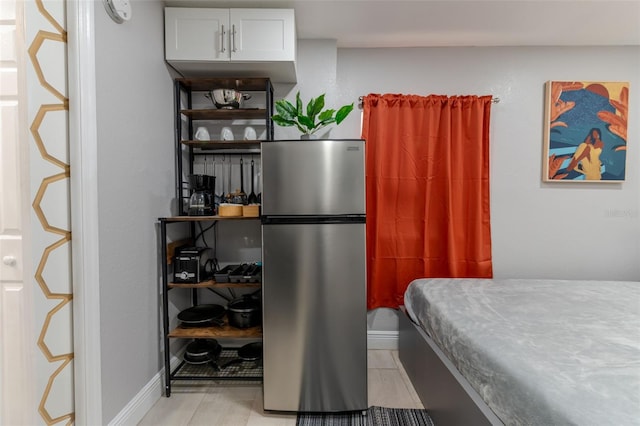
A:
205,89,251,109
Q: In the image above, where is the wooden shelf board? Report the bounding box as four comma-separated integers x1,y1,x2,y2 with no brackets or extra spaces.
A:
176,77,271,92
160,216,260,222
168,281,261,289
183,140,262,150
169,323,262,339
181,109,268,120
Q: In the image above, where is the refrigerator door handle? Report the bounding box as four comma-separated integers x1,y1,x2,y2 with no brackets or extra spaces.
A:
261,215,366,225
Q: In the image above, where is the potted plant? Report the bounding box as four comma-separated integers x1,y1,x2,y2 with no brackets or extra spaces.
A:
271,92,354,139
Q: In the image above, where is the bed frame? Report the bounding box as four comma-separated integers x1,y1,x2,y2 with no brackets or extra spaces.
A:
398,307,504,426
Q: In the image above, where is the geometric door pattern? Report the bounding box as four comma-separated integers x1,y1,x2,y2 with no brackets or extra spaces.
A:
27,0,74,423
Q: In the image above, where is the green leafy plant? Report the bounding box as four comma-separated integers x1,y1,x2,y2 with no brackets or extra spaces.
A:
272,92,354,136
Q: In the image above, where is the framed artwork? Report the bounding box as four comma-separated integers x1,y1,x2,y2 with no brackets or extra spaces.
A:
543,81,629,182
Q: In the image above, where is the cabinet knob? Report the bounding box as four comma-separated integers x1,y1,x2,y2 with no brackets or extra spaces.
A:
3,255,17,266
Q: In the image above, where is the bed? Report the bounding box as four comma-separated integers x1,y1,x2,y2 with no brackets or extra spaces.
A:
398,278,640,426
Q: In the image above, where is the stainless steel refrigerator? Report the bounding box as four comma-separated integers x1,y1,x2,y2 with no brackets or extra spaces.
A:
261,139,367,413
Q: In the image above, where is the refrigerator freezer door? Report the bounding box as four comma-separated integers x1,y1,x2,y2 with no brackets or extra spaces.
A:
262,222,367,412
261,140,365,216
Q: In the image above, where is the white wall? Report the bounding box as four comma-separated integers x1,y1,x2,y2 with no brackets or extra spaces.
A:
93,2,175,422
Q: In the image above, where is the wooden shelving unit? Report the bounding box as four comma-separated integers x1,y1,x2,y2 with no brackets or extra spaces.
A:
161,76,272,396
174,76,273,216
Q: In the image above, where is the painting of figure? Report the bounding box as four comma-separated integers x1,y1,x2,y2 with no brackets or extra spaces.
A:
543,81,629,182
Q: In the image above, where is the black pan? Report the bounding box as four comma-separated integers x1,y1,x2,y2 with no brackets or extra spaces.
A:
238,342,262,361
183,353,212,365
218,342,263,369
178,304,225,325
185,339,222,358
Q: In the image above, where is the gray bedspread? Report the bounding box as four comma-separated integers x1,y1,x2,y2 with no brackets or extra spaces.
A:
404,278,640,426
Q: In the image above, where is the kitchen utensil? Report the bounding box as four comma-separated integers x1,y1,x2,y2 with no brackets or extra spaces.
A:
194,126,210,141
256,159,261,203
204,89,251,109
225,158,233,203
211,157,220,214
237,157,248,204
220,156,227,204
177,304,225,326
248,158,258,204
220,127,234,141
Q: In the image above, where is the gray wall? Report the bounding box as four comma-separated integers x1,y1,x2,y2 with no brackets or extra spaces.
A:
94,2,174,422
335,46,640,283
90,16,640,419
279,42,640,330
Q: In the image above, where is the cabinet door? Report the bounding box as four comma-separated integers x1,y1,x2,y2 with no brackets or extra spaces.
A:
165,8,230,61
229,9,296,61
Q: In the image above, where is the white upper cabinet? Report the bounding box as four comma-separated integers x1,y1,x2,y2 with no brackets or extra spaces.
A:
165,8,229,61
165,8,297,82
229,9,295,62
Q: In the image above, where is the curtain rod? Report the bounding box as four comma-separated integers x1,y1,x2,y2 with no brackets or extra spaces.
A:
357,95,500,109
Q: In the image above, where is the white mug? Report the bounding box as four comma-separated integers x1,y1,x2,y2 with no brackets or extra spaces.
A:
194,127,210,141
220,127,234,141
243,126,257,140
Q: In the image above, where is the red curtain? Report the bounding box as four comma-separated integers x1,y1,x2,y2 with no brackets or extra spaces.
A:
361,94,493,309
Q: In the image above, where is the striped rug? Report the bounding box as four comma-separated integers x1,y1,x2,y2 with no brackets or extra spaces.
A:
296,406,435,426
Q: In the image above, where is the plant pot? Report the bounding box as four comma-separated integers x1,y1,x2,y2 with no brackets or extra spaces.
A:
301,134,319,140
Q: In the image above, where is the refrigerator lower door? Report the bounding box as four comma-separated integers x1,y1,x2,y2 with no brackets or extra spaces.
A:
262,222,367,412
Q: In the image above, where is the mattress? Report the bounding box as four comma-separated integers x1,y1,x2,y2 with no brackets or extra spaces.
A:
404,278,640,426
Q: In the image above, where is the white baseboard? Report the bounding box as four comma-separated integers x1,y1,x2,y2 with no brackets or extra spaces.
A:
108,353,182,426
112,331,398,424
367,330,399,350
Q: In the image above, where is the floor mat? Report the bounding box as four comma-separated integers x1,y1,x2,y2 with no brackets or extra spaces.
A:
296,406,434,426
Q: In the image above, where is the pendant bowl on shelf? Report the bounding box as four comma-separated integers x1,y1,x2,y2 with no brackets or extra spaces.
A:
205,89,252,109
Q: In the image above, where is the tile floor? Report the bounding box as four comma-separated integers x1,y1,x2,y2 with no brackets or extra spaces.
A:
138,350,423,425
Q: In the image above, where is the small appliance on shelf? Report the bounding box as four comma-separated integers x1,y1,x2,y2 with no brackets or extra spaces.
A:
188,174,215,216
173,246,214,283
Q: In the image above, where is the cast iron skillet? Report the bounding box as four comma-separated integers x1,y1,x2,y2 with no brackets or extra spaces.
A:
183,339,222,365
218,342,263,369
177,304,225,326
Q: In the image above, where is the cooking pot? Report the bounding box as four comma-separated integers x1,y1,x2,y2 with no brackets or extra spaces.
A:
205,89,252,109
227,295,261,328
